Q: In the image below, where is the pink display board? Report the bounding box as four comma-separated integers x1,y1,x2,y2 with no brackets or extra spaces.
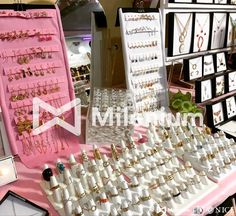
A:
0,5,80,168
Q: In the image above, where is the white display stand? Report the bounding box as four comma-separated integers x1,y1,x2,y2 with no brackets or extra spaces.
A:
119,8,169,123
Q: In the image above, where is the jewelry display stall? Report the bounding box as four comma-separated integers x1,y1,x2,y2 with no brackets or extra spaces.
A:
1,1,236,216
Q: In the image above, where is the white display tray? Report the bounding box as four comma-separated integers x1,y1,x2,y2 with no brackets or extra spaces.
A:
183,153,236,183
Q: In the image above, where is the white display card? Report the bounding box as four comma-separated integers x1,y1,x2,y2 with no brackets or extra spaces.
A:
216,52,227,72
203,55,215,76
193,13,210,52
231,0,236,4
189,56,203,80
215,75,225,96
211,13,227,50
227,13,236,47
226,96,236,118
201,79,212,102
173,13,193,56
196,0,213,3
173,0,192,2
214,0,228,3
212,102,224,125
228,71,236,92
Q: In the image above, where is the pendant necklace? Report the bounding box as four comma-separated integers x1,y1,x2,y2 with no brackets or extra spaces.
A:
202,82,210,101
213,109,222,124
196,16,209,51
175,14,192,53
229,72,236,89
213,14,226,47
227,98,235,116
217,55,226,69
216,80,224,96
190,58,201,77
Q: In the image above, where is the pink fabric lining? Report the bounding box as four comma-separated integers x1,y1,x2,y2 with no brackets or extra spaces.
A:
0,6,79,168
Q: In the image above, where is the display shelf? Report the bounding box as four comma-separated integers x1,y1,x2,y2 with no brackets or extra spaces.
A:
119,8,169,115
163,3,236,9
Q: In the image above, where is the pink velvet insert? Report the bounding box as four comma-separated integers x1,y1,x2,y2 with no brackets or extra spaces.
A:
0,6,80,168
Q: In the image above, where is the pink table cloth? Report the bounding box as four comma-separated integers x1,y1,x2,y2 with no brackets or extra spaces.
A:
0,143,235,216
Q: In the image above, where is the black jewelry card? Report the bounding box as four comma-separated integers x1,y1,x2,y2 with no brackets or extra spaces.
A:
195,78,213,103
210,13,227,50
226,96,236,118
192,13,210,52
203,55,215,76
183,56,203,81
213,74,226,97
214,52,227,73
167,12,193,57
226,71,236,92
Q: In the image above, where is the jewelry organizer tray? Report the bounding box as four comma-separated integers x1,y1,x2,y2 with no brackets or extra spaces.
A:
0,5,79,167
118,8,169,122
160,116,236,183
40,150,166,216
39,136,218,216
86,88,135,145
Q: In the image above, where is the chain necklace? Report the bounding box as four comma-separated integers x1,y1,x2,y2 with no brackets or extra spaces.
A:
202,81,210,101
196,15,209,51
213,14,226,48
227,97,236,117
216,79,224,96
175,14,192,53
229,72,236,89
217,55,226,69
213,108,222,124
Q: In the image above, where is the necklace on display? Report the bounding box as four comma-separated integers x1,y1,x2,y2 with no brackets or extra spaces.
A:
217,56,226,69
190,58,201,77
202,82,210,101
227,98,236,116
175,14,192,53
229,72,236,89
213,109,222,124
204,59,213,74
213,14,226,47
196,16,209,51
216,80,224,96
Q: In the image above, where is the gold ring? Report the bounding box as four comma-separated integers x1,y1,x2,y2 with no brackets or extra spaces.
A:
141,195,151,202
130,184,139,188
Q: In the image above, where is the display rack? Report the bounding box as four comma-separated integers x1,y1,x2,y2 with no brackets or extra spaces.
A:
160,0,236,88
0,5,80,166
119,8,169,122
